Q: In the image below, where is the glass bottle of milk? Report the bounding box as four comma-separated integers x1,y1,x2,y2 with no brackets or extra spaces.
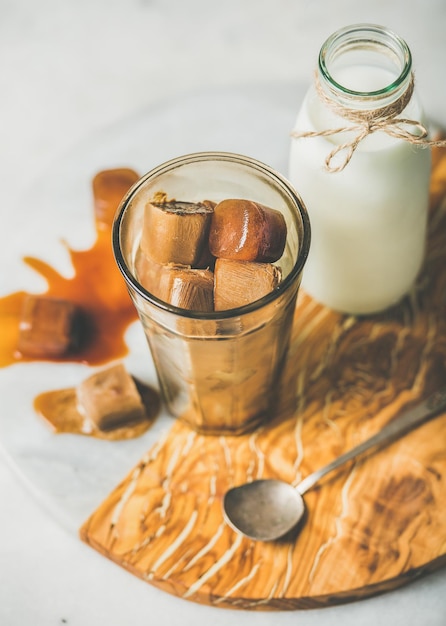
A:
289,24,432,315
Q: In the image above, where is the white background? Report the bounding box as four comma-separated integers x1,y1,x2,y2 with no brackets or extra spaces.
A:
1,1,446,624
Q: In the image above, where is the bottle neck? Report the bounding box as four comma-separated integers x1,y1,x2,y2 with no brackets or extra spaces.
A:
317,24,412,111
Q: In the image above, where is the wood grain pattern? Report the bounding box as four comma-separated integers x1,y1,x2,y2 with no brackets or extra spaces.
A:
80,149,446,610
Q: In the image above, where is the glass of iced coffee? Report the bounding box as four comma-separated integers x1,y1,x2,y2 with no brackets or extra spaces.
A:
113,152,310,435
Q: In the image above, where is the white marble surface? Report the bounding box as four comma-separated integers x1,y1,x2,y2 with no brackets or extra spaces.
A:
1,1,446,624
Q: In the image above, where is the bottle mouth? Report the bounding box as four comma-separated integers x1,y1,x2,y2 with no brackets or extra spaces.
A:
318,23,412,99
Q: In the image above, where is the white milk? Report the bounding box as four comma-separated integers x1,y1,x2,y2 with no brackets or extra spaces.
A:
289,64,432,315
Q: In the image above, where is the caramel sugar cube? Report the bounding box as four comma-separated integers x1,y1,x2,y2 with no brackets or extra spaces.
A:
76,363,146,431
214,258,281,310
209,199,287,263
140,200,213,266
18,295,81,358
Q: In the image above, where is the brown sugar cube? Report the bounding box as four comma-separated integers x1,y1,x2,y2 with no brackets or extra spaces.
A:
214,258,281,310
92,168,140,227
17,295,81,358
76,363,146,431
209,199,287,263
140,200,213,266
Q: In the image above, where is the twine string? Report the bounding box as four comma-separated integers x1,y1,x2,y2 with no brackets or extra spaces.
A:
291,71,446,172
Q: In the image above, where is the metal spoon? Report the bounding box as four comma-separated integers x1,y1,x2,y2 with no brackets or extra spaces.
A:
223,387,446,542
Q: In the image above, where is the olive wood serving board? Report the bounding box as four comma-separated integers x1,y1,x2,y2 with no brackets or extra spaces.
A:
80,150,446,610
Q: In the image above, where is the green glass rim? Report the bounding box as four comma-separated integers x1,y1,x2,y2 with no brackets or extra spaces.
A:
318,23,412,99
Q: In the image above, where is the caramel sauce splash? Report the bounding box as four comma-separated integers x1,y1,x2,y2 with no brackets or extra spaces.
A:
0,168,162,440
0,168,140,368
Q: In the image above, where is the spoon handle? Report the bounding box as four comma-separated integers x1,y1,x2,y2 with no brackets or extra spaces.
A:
296,387,446,496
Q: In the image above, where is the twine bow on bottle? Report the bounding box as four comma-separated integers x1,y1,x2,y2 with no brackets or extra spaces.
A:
291,72,446,173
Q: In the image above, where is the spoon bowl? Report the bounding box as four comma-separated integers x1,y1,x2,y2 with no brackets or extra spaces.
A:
223,479,305,542
222,387,446,542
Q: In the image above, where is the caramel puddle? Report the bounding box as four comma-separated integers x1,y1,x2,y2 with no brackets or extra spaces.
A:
0,168,140,369
0,168,163,441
